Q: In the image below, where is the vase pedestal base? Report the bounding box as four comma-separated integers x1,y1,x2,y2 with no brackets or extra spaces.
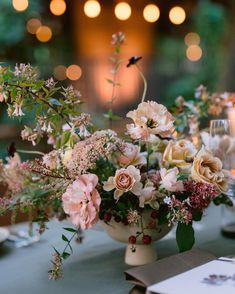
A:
125,244,157,266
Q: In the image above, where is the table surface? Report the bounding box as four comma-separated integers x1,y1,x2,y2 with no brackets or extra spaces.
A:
0,204,235,294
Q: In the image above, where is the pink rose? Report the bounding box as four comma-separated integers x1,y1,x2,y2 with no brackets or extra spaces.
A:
62,174,101,229
117,143,146,167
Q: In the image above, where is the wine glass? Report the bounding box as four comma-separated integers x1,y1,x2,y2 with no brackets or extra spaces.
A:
210,119,235,238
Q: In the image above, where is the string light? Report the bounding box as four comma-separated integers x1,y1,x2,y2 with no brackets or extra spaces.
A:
84,0,101,18
27,19,41,34
50,0,66,16
66,65,82,80
169,6,186,25
143,4,160,23
36,26,52,43
12,0,28,12
53,65,67,81
186,45,202,61
184,32,200,46
114,2,132,21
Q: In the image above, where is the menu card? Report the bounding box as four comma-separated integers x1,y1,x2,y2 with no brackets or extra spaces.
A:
147,258,235,294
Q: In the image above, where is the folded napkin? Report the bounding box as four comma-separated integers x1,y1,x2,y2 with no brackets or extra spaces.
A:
125,248,216,293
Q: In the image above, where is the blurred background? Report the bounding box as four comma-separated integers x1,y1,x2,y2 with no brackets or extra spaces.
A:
1,0,235,157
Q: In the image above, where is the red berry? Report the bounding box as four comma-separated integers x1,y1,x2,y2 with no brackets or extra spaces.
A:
128,235,136,244
151,211,158,219
104,212,112,222
142,235,152,245
114,215,121,223
122,218,129,226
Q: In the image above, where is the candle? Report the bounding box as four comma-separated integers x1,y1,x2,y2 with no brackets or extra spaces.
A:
227,108,235,136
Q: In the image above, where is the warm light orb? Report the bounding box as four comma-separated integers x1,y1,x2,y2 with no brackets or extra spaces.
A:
66,65,82,81
186,45,202,62
114,2,132,21
26,18,41,34
84,0,101,18
143,4,160,23
50,0,66,16
53,65,67,81
184,32,200,46
169,6,186,25
12,0,29,12
36,26,52,43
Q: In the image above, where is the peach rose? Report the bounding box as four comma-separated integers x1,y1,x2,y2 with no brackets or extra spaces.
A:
191,147,228,192
160,167,184,192
138,181,162,209
163,139,197,170
126,101,175,140
117,143,146,167
62,174,101,229
103,165,143,200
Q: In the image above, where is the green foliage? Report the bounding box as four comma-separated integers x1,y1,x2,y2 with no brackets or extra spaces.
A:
176,222,195,252
213,194,233,207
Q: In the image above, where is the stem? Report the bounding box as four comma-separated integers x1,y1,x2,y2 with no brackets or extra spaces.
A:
17,149,45,156
30,168,72,180
63,231,78,255
146,142,150,173
135,64,147,103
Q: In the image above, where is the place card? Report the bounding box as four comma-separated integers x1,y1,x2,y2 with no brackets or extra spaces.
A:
147,258,235,294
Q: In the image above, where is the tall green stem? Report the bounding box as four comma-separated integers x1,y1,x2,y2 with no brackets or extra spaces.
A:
17,149,45,156
135,64,147,103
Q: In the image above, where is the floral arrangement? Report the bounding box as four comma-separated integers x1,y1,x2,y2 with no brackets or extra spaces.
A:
171,85,235,139
0,33,232,280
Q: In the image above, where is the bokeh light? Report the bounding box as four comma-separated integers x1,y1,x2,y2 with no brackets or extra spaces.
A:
12,0,28,12
114,2,132,21
53,65,67,81
184,32,200,46
169,6,186,25
84,0,101,18
26,18,41,34
50,0,66,16
143,4,160,23
36,26,52,43
186,45,202,61
66,65,82,80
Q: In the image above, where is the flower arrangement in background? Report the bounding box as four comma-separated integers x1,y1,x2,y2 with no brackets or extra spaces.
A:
0,33,233,280
171,85,235,140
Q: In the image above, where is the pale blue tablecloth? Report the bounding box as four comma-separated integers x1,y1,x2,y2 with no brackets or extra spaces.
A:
0,205,235,294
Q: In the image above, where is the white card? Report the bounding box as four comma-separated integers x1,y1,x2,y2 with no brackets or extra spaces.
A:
147,259,235,294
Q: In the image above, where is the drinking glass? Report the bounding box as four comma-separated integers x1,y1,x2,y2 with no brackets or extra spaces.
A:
210,119,235,238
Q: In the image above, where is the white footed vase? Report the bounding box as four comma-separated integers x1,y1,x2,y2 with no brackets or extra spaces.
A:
101,210,172,266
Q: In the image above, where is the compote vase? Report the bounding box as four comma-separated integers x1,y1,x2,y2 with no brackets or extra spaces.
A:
101,210,172,266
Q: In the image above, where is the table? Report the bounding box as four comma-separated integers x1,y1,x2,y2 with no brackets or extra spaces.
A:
0,204,235,294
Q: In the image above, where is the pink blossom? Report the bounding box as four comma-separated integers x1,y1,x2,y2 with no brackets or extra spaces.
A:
62,174,101,229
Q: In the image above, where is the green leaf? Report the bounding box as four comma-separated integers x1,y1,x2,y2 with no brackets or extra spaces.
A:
106,79,114,85
61,131,71,146
192,210,203,222
176,222,195,252
63,227,77,233
62,252,70,260
213,194,233,207
49,98,62,106
62,234,69,242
